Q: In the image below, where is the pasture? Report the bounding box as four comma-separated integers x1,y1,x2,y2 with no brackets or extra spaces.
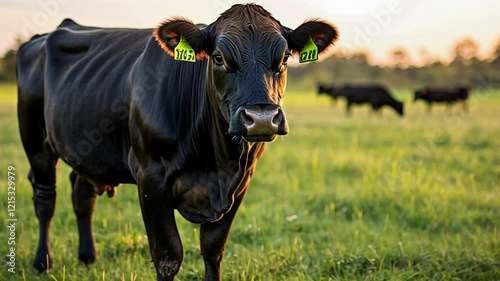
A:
0,83,498,280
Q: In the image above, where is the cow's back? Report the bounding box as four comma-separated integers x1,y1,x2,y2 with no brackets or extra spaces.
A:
342,85,391,103
424,88,464,102
18,21,153,184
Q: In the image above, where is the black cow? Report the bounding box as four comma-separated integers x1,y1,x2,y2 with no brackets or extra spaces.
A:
318,84,404,116
17,4,338,280
414,87,470,111
318,84,342,101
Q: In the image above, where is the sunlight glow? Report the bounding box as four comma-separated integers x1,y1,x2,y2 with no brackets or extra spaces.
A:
297,0,393,16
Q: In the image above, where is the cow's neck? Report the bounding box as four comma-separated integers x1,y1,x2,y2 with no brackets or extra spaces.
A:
184,77,266,214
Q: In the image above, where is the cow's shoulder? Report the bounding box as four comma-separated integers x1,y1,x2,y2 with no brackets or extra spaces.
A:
128,41,207,148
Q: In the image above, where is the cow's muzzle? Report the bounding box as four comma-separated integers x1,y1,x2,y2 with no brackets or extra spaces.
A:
229,104,288,142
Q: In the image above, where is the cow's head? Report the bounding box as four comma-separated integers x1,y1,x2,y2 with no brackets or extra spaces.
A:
318,84,343,98
414,88,428,101
318,84,332,95
154,4,338,142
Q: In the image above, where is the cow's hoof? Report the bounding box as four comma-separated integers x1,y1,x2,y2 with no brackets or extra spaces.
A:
79,253,97,265
79,237,97,265
33,254,53,273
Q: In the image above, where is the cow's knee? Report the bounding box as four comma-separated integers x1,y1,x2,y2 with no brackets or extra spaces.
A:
32,183,57,219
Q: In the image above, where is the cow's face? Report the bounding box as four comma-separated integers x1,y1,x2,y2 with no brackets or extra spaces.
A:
318,85,331,95
154,4,338,142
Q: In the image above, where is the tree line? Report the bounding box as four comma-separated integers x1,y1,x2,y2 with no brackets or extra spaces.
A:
288,37,500,91
0,38,20,82
1,37,499,90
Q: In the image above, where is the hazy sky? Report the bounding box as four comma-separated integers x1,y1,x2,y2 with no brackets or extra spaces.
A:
1,0,499,65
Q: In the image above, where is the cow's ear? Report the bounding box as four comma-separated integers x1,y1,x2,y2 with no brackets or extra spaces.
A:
154,17,208,59
285,20,339,55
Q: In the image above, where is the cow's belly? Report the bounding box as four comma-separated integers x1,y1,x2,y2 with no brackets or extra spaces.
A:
45,97,135,185
56,140,135,186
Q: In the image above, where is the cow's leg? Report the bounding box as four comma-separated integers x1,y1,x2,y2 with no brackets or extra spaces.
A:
446,102,453,112
136,165,183,281
463,101,469,112
200,193,246,281
346,101,352,116
26,155,58,272
28,165,58,272
370,104,381,115
19,103,59,272
70,171,98,264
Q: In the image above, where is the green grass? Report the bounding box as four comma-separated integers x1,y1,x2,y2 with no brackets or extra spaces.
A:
0,83,499,280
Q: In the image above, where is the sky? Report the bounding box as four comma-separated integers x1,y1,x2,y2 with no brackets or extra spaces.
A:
0,0,499,65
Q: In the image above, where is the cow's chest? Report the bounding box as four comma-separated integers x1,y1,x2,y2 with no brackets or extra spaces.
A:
172,171,228,224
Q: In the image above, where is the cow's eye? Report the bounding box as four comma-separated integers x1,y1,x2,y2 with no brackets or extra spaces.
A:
278,53,291,72
282,53,290,64
213,55,224,65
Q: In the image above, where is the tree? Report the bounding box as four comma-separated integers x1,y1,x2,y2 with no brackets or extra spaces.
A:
450,37,479,81
452,37,479,65
492,38,500,60
390,47,410,69
1,50,17,80
0,38,23,82
418,47,435,66
350,51,370,65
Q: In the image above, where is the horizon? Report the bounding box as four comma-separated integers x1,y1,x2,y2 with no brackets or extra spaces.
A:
0,0,499,66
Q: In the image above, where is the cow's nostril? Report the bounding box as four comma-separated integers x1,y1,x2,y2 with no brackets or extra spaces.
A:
272,111,282,126
240,110,254,127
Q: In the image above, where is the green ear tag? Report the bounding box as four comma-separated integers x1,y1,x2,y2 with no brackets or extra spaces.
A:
299,37,318,63
174,35,195,62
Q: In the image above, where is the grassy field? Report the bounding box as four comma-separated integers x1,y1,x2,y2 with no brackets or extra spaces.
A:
0,83,499,281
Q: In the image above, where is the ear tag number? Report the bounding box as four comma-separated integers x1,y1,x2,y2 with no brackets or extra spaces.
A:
299,37,318,63
174,35,195,62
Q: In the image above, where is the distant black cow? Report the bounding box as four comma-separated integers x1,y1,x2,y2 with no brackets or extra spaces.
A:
17,4,338,281
318,84,342,101
318,84,404,116
414,87,470,111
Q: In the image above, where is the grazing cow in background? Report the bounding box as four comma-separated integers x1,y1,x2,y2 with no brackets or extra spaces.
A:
16,4,338,281
414,87,470,111
318,84,404,116
318,84,342,101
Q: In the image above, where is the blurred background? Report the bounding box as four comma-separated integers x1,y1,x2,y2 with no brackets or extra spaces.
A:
1,1,499,280
1,0,499,88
